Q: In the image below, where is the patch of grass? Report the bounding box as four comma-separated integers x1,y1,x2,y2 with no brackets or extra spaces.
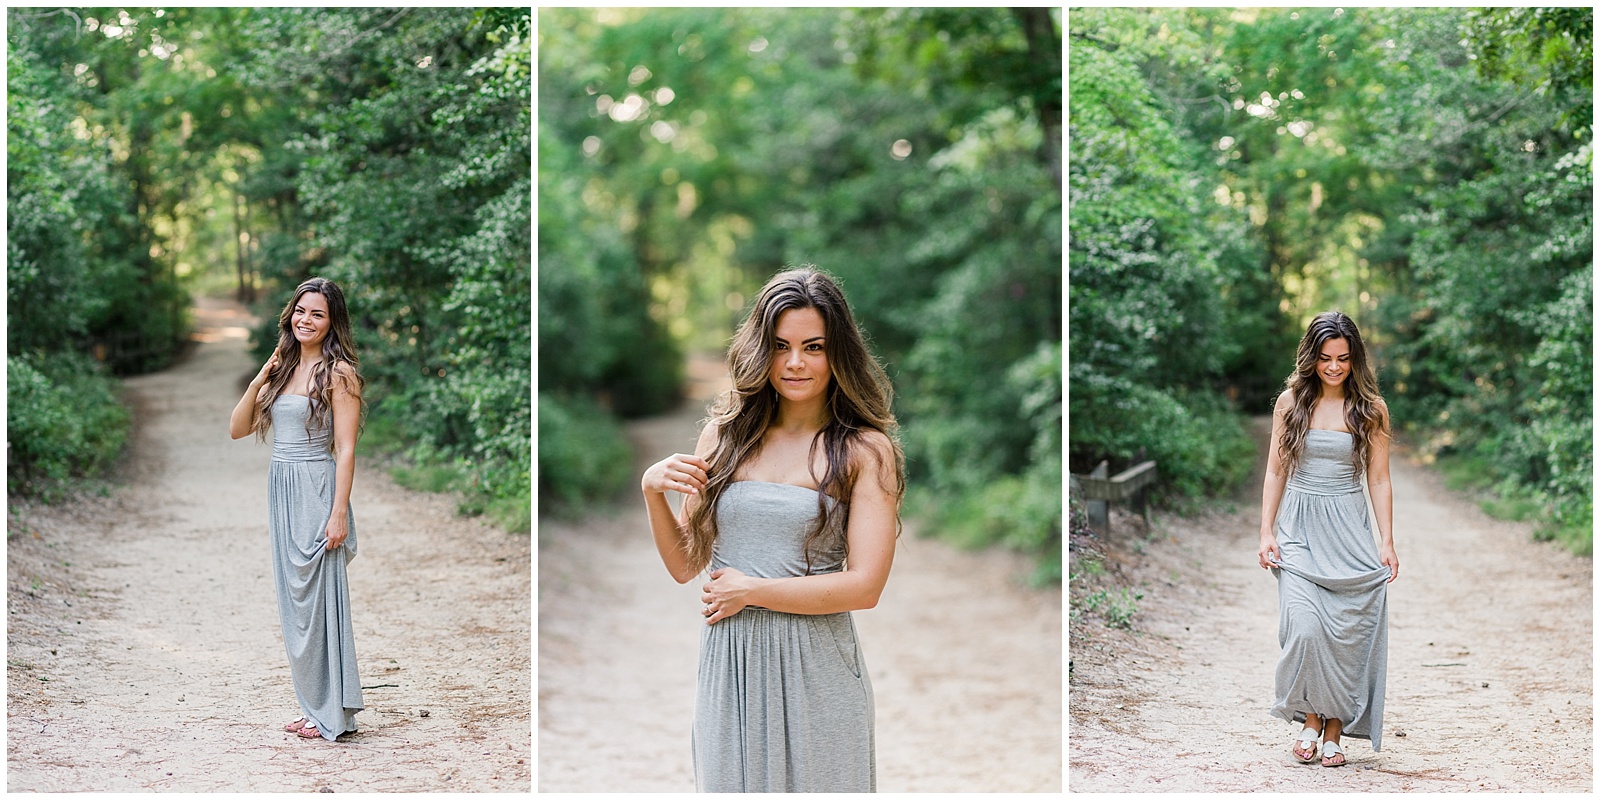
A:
1435,452,1499,493
357,406,410,459
391,462,467,494
368,403,529,535
1534,518,1593,556
1072,554,1106,580
458,491,531,536
910,484,1062,586
1481,496,1540,521
1080,587,1142,629
1434,451,1592,556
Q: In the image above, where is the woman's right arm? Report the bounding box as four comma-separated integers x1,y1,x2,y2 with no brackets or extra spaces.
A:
229,351,279,440
1257,391,1291,569
641,422,716,584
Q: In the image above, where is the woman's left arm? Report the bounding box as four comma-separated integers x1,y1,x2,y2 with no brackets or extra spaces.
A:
702,433,898,623
1368,399,1397,582
324,365,360,551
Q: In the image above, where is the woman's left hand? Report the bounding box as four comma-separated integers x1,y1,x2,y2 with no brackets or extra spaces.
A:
324,513,349,551
1378,544,1399,583
701,567,759,625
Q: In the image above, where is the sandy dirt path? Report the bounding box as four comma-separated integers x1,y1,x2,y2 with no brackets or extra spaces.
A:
7,296,530,792
538,357,1063,792
1069,418,1592,792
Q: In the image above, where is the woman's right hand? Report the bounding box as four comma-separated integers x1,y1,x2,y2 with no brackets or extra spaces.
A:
1257,534,1280,570
253,349,281,386
642,453,710,496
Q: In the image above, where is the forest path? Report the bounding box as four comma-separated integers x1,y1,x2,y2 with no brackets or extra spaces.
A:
6,296,530,792
538,356,1062,791
1069,417,1592,792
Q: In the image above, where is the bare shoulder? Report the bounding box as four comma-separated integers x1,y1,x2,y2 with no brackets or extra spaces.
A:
329,361,362,395
692,419,720,459
850,429,899,484
854,428,895,456
1372,396,1391,428
1272,389,1293,416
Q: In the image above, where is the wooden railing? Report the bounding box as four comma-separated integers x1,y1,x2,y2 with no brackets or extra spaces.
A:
1071,460,1157,535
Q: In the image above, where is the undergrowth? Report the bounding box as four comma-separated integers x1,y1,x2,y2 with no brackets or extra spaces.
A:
362,403,530,535
1434,451,1591,556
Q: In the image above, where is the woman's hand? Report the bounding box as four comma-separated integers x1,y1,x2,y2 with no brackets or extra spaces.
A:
701,567,761,625
642,453,710,496
253,349,281,387
1257,534,1281,570
324,512,349,551
231,348,283,439
1379,544,1399,583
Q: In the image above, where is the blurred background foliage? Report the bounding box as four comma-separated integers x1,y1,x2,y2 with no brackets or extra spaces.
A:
1069,8,1591,553
8,8,531,533
539,8,1063,582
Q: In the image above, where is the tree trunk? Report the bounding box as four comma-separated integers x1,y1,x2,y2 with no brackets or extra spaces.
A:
1014,8,1062,194
234,190,255,303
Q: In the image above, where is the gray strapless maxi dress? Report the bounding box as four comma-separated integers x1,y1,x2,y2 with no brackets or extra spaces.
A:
269,394,362,741
1268,428,1390,750
693,481,875,792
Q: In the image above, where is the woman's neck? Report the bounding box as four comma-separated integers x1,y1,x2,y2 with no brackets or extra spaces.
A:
299,344,324,364
1319,383,1346,402
772,397,828,435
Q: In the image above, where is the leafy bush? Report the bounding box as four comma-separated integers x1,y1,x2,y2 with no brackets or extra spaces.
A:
1070,365,1256,503
915,341,1062,585
7,353,130,499
235,9,533,533
1068,11,1275,513
9,14,189,376
537,393,635,515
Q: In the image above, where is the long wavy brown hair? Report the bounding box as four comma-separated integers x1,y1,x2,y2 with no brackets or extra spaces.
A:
684,267,906,575
1278,310,1386,479
251,277,365,448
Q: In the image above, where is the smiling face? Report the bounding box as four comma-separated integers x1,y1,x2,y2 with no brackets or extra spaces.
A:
290,289,331,351
1317,336,1351,389
768,306,831,406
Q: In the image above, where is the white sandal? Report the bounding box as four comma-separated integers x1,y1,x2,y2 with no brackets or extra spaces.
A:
1292,726,1320,763
1320,739,1346,767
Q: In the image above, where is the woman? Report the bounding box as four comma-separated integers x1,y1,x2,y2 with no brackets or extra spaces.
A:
642,267,904,792
229,277,366,741
1257,310,1398,768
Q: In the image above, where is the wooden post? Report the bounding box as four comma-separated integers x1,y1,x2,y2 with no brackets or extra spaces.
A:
1087,460,1109,535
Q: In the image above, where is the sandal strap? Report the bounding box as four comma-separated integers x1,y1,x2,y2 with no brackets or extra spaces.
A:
1295,727,1320,743
1321,740,1344,756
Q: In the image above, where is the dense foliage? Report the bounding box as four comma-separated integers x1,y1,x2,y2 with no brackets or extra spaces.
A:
1069,8,1592,551
242,8,532,531
540,9,1063,579
7,9,531,532
7,353,130,499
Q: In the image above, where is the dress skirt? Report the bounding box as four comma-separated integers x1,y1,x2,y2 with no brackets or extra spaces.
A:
268,454,362,740
1268,429,1390,750
694,608,874,792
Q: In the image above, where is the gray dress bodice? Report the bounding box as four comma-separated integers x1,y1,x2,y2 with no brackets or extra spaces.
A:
271,394,332,462
710,481,843,578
